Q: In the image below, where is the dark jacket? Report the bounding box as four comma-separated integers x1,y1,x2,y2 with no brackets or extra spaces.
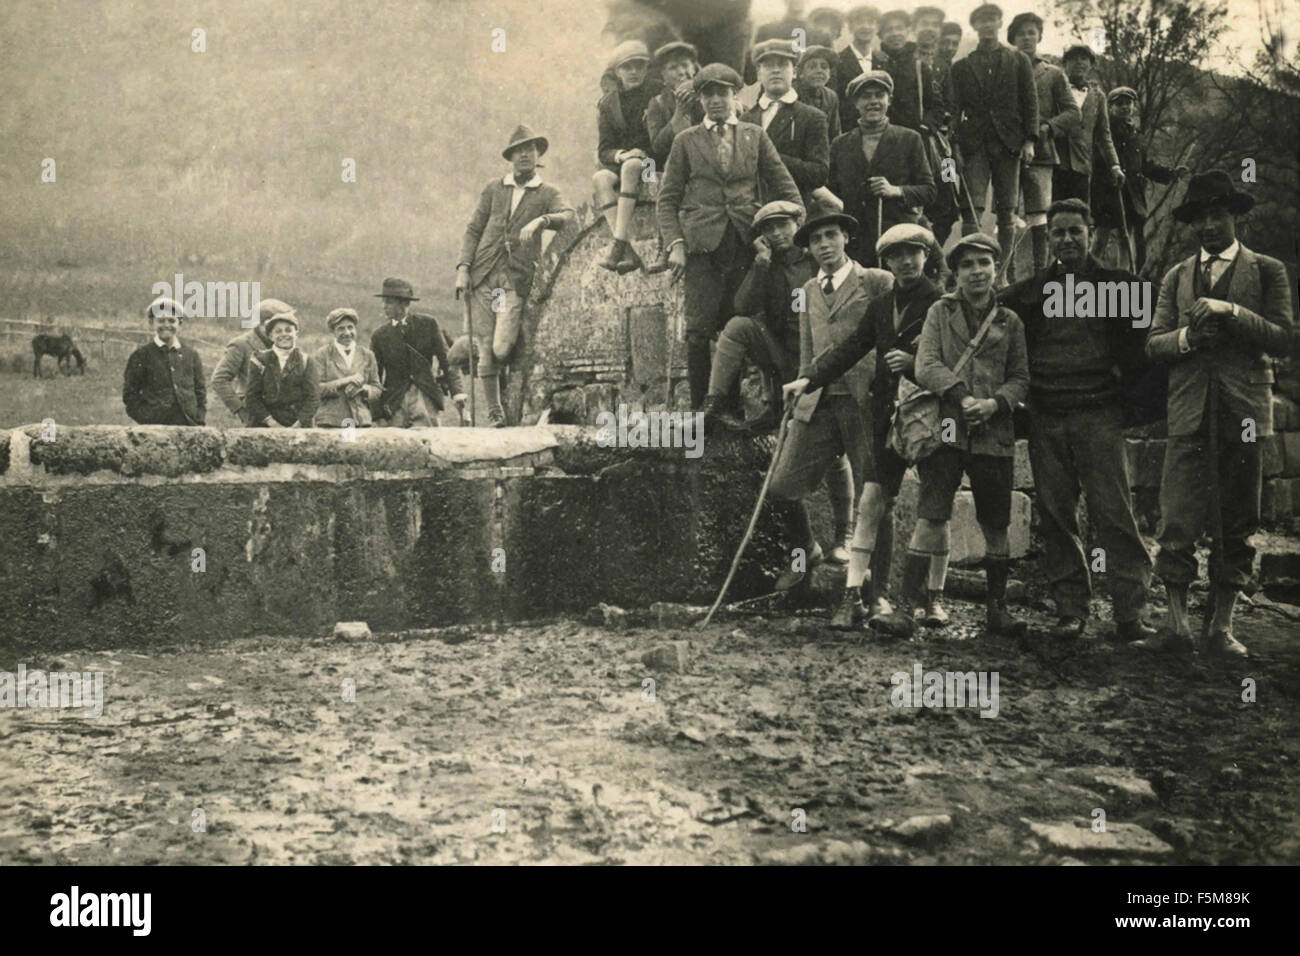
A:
123,340,206,425
828,124,935,266
1001,258,1155,419
210,325,272,422
245,347,320,427
740,97,829,205
834,44,879,131
947,41,1038,155
1055,80,1118,176
457,176,576,298
795,82,842,142
733,245,818,345
370,313,464,418
596,80,660,171
1095,121,1178,222
806,276,942,435
646,86,705,168
875,41,946,133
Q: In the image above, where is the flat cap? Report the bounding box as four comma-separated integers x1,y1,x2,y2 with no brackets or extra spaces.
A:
879,9,912,31
608,40,651,71
847,69,894,99
752,37,800,64
847,5,881,21
144,297,187,320
798,45,838,70
653,40,698,64
1108,85,1138,103
808,7,846,31
876,222,937,259
1062,43,1096,63
945,232,1001,270
325,307,360,330
752,200,805,229
969,4,1002,25
263,311,298,332
255,298,298,327
911,6,946,25
692,62,743,92
1006,12,1042,41
940,22,964,37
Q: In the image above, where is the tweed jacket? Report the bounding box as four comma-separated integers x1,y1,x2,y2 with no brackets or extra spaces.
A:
210,326,272,423
370,312,463,418
123,340,206,425
646,87,705,167
740,97,829,205
947,42,1038,155
309,342,382,427
245,347,320,428
656,120,803,253
915,293,1030,457
457,175,575,297
1028,58,1079,167
794,261,894,422
1145,245,1294,437
827,124,935,264
1055,80,1119,176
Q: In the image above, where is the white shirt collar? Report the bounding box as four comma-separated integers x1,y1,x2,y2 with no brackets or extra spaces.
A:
819,257,855,292
503,172,542,189
758,88,798,110
272,345,294,368
335,340,356,361
703,114,740,130
154,335,180,351
1200,240,1239,263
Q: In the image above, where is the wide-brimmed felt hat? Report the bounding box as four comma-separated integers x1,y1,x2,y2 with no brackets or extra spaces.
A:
946,232,1001,270
654,40,698,64
502,124,549,160
876,222,938,259
1062,43,1096,63
1006,12,1042,42
692,62,743,93
798,45,838,70
969,3,1002,26
608,40,651,71
374,277,420,301
752,200,805,230
326,308,360,330
1172,169,1255,222
752,37,800,65
1108,86,1138,103
795,200,859,246
847,69,894,99
879,9,912,31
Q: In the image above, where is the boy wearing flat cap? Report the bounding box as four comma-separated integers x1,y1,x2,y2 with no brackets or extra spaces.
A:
124,297,206,426
656,62,804,410
211,298,295,424
912,231,1030,636
1137,171,1293,658
310,308,382,428
744,0,836,85
786,222,946,633
595,41,660,275
829,70,935,267
947,4,1038,268
457,125,575,426
912,7,946,66
245,310,320,429
795,45,844,142
766,200,893,599
743,39,831,208
646,41,704,170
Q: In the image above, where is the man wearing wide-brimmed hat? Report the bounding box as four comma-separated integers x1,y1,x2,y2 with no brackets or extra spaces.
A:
456,125,575,426
765,200,893,602
1137,171,1293,658
742,38,830,207
786,221,945,633
656,62,804,410
210,298,296,424
124,296,206,426
371,278,465,428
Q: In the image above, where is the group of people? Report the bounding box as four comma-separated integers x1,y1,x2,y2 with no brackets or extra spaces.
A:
120,1,1296,656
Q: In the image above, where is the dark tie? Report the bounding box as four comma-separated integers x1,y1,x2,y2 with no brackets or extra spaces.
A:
822,275,835,296
712,124,732,173
1202,255,1220,290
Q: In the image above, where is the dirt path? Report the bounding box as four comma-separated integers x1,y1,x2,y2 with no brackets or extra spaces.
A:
2,593,1298,866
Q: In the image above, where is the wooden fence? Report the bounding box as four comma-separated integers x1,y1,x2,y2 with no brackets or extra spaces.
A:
0,317,227,370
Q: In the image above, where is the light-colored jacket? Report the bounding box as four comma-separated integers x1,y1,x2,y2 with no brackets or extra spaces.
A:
915,293,1029,457
1145,245,1293,437
210,326,272,423
309,343,382,427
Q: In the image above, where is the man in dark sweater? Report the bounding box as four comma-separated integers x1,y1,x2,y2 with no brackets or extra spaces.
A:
999,198,1156,642
122,297,206,426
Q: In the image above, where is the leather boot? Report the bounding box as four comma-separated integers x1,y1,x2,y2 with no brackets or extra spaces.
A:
830,587,866,630
701,395,745,433
615,241,645,275
1050,615,1086,640
646,245,671,274
986,599,1027,637
920,591,949,627
1114,619,1156,643
599,238,629,272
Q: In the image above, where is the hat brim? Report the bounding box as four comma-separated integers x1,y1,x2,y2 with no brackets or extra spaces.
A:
878,239,936,259
795,212,859,246
374,292,420,301
502,136,549,160
1172,193,1255,223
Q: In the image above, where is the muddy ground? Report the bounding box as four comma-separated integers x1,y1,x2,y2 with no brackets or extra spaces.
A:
2,584,1298,866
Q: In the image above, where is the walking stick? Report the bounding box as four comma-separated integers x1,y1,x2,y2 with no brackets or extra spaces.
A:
665,307,675,410
1206,374,1225,623
461,294,476,427
876,196,884,251
1116,182,1137,271
699,401,796,627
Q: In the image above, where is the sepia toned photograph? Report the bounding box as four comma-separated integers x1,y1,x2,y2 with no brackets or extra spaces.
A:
1,0,1297,896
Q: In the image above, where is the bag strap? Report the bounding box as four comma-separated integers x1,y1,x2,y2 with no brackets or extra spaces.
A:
950,303,1000,378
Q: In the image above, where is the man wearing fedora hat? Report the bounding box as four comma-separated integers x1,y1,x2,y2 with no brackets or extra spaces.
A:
828,70,934,267
946,4,1037,267
1053,43,1121,205
371,278,466,428
211,298,296,424
656,61,804,410
1137,171,1293,658
785,222,945,632
457,125,575,426
124,297,206,426
595,41,660,275
742,39,831,208
766,200,893,598
1089,86,1187,270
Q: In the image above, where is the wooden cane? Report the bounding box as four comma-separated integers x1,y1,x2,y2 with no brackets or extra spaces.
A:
461,295,476,427
1206,374,1225,608
1116,181,1137,271
876,196,884,251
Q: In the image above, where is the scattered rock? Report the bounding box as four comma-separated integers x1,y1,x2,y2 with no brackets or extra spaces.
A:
1072,767,1158,806
893,813,953,846
332,621,373,642
1024,819,1173,857
586,603,629,629
757,840,873,866
650,602,707,628
642,641,691,673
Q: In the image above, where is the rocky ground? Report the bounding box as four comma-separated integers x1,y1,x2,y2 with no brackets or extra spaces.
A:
2,571,1298,867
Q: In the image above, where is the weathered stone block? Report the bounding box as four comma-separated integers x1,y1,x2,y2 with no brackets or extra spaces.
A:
1283,432,1300,477
1262,478,1293,526
1262,434,1285,478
